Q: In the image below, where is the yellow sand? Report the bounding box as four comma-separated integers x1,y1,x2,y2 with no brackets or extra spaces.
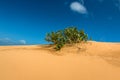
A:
0,41,120,80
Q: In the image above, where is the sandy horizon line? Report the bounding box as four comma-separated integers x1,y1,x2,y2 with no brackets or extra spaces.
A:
0,41,119,47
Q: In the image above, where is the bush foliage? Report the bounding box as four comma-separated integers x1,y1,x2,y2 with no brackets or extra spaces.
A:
45,27,88,50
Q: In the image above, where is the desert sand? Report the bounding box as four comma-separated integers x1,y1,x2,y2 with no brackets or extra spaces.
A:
0,41,120,80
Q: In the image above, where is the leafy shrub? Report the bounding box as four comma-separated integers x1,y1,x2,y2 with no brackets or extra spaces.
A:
45,27,88,50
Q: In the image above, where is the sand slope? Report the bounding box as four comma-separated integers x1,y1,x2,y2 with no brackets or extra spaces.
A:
0,42,120,80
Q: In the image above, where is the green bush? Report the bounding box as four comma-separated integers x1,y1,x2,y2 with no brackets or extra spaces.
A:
45,27,88,50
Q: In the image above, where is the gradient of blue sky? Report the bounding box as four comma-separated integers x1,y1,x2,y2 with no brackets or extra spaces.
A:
0,0,120,45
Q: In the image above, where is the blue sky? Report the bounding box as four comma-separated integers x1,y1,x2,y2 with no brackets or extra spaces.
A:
0,0,120,45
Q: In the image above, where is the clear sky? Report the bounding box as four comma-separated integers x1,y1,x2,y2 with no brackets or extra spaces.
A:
0,0,120,45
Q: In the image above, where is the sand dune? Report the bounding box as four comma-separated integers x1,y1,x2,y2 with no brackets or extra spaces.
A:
0,41,120,80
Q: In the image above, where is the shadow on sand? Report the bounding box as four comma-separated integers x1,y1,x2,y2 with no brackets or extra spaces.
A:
99,52,120,67
37,44,87,56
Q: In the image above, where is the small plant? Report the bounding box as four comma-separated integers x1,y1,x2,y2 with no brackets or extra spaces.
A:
89,37,92,41
45,27,88,50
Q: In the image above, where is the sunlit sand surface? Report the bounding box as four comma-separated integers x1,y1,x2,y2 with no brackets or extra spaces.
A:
0,41,120,80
